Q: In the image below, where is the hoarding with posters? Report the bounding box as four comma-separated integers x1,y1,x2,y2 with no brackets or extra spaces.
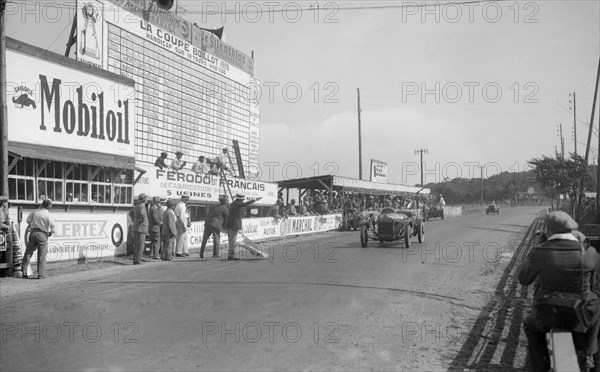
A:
19,211,128,263
134,165,277,206
370,159,388,183
6,49,135,158
77,0,105,69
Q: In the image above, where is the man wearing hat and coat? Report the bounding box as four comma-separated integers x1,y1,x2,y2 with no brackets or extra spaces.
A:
171,151,187,171
518,211,600,371
133,194,149,265
148,196,163,260
155,152,168,170
225,193,262,260
161,199,178,261
200,195,229,258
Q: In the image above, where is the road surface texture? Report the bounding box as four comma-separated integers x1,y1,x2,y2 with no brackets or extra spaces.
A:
1,206,545,371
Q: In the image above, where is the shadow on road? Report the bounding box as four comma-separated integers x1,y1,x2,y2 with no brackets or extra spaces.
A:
447,216,542,371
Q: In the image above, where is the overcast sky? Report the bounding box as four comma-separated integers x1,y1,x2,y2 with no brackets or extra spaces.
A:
5,0,600,186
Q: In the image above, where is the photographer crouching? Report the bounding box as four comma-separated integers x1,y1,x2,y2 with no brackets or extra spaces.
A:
518,211,600,371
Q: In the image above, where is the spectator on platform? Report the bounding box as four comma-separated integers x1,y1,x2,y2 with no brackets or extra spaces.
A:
299,199,309,216
171,151,187,171
287,199,298,216
268,200,284,219
154,152,168,170
191,156,208,175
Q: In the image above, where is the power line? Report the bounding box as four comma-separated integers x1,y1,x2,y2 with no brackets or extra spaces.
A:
189,0,511,14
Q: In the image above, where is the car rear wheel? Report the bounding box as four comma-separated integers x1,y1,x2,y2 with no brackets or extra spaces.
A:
360,225,368,248
418,224,424,243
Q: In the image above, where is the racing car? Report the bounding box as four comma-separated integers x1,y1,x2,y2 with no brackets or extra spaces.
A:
425,205,444,220
359,207,424,248
486,204,500,215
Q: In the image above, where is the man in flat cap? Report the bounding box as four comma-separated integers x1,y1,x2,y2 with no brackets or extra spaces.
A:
200,195,229,258
161,199,178,261
171,151,187,171
132,193,149,265
148,196,163,260
224,193,262,260
518,211,600,371
22,199,56,279
155,152,168,170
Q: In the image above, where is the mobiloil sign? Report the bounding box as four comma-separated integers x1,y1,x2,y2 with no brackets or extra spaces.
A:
39,75,131,144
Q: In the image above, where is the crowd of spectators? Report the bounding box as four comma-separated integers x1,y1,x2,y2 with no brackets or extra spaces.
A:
154,151,234,177
273,190,440,218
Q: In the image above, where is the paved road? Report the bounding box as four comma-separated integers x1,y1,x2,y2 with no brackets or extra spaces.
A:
0,206,545,371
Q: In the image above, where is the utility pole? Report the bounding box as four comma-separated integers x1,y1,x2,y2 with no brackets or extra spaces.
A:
357,88,363,180
414,149,428,186
1,0,8,197
578,58,600,219
557,123,565,158
570,92,577,155
480,167,484,205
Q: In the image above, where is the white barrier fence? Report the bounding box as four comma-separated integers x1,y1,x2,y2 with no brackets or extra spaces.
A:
443,206,463,217
19,214,343,263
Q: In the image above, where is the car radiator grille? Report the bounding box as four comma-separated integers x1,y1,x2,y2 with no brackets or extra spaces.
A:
378,222,394,235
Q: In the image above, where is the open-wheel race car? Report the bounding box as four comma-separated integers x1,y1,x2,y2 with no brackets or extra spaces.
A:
486,204,500,215
424,205,444,220
359,207,425,248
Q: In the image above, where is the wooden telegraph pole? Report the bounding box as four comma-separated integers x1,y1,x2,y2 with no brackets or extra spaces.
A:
0,0,8,197
357,88,363,180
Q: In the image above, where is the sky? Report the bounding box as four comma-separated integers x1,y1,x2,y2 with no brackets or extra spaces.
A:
5,0,600,186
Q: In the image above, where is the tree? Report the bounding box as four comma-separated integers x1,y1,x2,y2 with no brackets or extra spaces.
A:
528,153,588,215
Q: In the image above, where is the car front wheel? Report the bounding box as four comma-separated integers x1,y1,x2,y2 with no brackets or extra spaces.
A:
360,225,368,248
418,224,424,243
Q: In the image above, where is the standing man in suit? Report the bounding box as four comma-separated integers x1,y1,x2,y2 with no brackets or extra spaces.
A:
133,193,149,265
161,199,177,261
200,195,229,259
148,196,163,260
224,193,261,260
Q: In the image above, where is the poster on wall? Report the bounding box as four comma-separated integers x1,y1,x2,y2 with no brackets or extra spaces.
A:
77,0,105,69
19,211,128,263
6,50,135,158
370,159,388,184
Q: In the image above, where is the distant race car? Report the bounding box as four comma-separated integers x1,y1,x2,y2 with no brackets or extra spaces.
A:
486,204,500,215
359,207,424,248
425,205,444,220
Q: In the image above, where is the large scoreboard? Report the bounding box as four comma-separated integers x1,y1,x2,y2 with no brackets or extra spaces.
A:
76,0,260,179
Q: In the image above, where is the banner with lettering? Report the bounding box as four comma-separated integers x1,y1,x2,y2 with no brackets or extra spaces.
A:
19,211,128,263
135,164,278,206
6,50,135,158
188,217,283,248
